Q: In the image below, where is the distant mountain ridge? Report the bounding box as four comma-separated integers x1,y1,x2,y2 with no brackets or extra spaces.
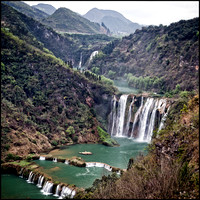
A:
32,3,56,15
2,1,49,21
83,8,142,36
42,7,110,35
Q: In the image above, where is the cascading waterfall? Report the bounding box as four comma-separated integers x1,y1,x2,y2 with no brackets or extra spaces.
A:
59,186,74,199
37,175,44,188
130,96,144,138
27,171,34,183
108,95,170,143
41,181,54,195
124,96,135,136
54,184,61,197
115,94,129,137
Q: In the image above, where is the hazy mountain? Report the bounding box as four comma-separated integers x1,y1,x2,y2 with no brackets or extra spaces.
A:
32,3,56,15
2,1,48,21
83,8,142,36
42,7,110,35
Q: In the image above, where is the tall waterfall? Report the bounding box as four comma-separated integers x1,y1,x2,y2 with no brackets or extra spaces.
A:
54,184,60,197
124,96,135,136
108,95,169,143
27,171,34,183
115,94,129,137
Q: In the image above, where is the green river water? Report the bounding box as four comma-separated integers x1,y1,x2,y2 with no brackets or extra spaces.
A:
1,138,148,199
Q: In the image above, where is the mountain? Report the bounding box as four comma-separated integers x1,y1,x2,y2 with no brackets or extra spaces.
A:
2,1,49,21
83,8,142,36
32,3,56,15
1,3,115,67
88,18,199,93
42,7,110,35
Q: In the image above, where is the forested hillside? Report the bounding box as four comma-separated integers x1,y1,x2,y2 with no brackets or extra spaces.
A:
1,25,117,160
88,18,199,93
1,3,115,67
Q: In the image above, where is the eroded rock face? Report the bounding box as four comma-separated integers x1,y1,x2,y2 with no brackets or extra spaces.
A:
6,130,52,157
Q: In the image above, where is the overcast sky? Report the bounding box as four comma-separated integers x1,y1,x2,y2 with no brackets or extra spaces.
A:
24,1,199,26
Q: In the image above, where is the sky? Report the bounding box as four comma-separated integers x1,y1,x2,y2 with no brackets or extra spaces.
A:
24,1,199,26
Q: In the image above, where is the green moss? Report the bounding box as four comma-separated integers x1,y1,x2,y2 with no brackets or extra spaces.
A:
97,126,118,146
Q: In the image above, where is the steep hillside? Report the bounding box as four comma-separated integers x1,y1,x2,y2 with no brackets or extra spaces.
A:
83,8,142,36
32,3,56,15
1,28,117,161
2,1,48,21
88,18,199,93
1,3,115,67
42,7,110,35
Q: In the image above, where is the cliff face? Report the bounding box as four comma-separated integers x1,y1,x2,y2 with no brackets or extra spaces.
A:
88,18,199,92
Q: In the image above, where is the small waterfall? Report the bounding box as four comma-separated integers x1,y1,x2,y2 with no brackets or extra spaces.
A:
19,168,25,178
130,96,144,138
158,105,170,132
53,158,57,162
65,160,69,165
70,190,76,198
78,52,82,69
115,94,129,137
124,96,135,136
39,156,46,160
59,186,72,199
27,171,34,183
37,175,44,188
86,162,112,171
41,181,54,195
89,50,98,63
54,184,61,197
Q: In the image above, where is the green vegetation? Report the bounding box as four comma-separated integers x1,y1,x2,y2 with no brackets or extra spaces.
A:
88,17,199,92
97,126,118,146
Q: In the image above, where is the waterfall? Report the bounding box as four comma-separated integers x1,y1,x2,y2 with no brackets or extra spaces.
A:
158,105,170,132
59,186,73,199
53,158,57,162
41,181,54,195
115,94,129,137
137,98,155,142
78,52,82,69
54,184,61,197
89,50,98,63
37,175,44,188
27,171,34,183
19,168,25,178
108,94,170,143
109,95,117,136
130,96,144,138
124,96,135,136
71,190,76,198
65,160,69,165
86,162,112,171
39,156,46,160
